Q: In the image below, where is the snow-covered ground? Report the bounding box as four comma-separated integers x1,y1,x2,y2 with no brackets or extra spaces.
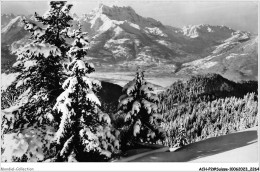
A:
189,127,258,163
129,127,258,162
1,73,19,91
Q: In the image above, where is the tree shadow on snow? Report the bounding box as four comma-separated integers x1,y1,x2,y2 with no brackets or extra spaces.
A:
131,130,257,162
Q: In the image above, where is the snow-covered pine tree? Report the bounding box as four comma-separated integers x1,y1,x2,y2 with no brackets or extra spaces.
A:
30,1,73,54
1,1,74,162
174,122,188,147
51,26,120,162
175,124,188,147
2,1,74,130
116,70,166,149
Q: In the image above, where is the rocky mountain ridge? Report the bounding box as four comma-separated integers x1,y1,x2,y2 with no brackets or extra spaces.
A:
1,4,258,81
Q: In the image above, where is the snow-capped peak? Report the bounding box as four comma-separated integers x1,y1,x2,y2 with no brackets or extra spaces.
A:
99,2,128,8
182,25,200,38
1,16,24,33
182,24,237,39
86,3,162,29
182,24,214,37
98,3,136,16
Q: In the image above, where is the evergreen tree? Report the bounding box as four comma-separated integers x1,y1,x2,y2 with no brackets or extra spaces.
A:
51,26,119,162
116,70,166,149
30,1,73,54
175,124,188,147
2,1,74,132
1,1,74,162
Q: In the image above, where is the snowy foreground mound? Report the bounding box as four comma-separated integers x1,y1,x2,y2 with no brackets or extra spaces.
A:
126,127,258,162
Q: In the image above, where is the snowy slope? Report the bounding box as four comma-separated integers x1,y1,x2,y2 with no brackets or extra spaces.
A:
1,16,28,44
1,14,16,28
182,24,235,40
1,73,19,91
129,127,258,162
177,35,258,81
1,16,24,33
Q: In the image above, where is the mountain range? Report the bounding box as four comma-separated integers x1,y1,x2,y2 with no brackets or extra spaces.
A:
1,4,258,81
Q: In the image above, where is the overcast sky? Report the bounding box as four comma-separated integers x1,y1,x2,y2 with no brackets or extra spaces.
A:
1,0,258,33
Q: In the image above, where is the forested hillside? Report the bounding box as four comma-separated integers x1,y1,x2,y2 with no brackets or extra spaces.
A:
158,74,258,147
159,73,257,111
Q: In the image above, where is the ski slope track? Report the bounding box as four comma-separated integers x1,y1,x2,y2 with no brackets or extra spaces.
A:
128,127,258,162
